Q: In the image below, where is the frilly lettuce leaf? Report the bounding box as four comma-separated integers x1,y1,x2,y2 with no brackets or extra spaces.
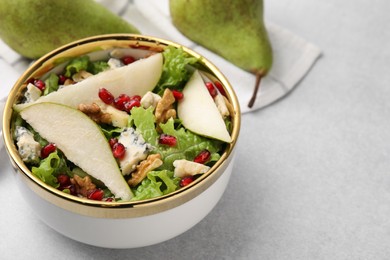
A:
43,73,59,95
132,170,180,201
88,60,109,75
64,56,108,77
64,56,89,77
128,106,158,146
155,46,198,94
100,126,124,140
158,118,223,170
31,151,68,188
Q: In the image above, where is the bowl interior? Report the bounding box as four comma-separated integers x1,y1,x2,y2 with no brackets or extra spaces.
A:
2,34,241,217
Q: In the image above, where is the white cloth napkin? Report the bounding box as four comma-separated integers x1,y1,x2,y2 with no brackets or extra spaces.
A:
130,0,322,113
0,0,321,149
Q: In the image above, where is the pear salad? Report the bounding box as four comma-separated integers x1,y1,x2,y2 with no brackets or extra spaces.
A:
11,47,234,202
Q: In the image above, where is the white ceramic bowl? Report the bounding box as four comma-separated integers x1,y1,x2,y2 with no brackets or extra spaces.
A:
2,34,240,248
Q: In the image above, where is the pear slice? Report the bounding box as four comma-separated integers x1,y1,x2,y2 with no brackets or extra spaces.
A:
20,102,133,201
177,70,232,143
14,53,163,112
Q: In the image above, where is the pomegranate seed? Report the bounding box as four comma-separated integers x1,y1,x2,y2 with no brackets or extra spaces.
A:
109,138,118,148
172,90,184,100
121,56,136,65
205,82,217,98
180,176,194,187
60,184,77,195
87,189,104,201
114,94,131,111
33,79,46,91
214,81,226,96
129,45,149,50
41,143,56,158
57,174,71,187
124,99,141,113
112,142,126,159
99,88,115,104
159,134,177,147
193,150,211,164
26,78,35,84
130,95,142,102
58,75,68,85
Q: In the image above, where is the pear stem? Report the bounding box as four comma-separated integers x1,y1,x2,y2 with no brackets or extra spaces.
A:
247,71,264,108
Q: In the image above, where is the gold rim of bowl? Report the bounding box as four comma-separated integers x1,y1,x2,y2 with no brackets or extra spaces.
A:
2,34,241,218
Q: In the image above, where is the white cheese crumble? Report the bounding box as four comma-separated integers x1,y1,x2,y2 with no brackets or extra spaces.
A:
107,58,123,69
141,91,161,111
173,159,210,178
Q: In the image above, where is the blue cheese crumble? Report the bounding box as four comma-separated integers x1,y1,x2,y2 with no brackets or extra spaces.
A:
118,127,153,175
15,126,41,163
24,83,42,103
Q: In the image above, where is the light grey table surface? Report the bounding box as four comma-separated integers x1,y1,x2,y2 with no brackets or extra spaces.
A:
1,0,390,259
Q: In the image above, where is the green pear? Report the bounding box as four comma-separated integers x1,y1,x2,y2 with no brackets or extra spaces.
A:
178,70,231,143
14,53,163,112
0,0,140,59
169,0,273,108
20,102,133,201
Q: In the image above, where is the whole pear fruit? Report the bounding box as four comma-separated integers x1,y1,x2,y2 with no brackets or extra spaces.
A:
170,0,273,108
0,0,140,59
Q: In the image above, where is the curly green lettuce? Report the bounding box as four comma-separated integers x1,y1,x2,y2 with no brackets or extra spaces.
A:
43,73,59,95
31,151,69,188
158,118,222,170
132,170,180,201
64,55,109,77
128,106,159,146
155,46,198,94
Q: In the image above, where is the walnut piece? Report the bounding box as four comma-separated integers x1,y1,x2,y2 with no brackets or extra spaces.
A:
154,89,176,125
78,103,112,125
63,78,74,86
128,153,163,187
71,175,96,197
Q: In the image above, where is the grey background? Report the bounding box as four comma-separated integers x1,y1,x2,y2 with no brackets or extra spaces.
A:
1,0,390,259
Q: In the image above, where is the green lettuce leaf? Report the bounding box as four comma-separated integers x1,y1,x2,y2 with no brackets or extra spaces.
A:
64,56,89,77
148,170,179,194
128,106,158,146
31,151,68,188
132,170,179,201
158,118,223,170
43,73,59,95
89,60,109,74
132,178,162,200
100,125,124,140
64,56,109,77
155,46,198,94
